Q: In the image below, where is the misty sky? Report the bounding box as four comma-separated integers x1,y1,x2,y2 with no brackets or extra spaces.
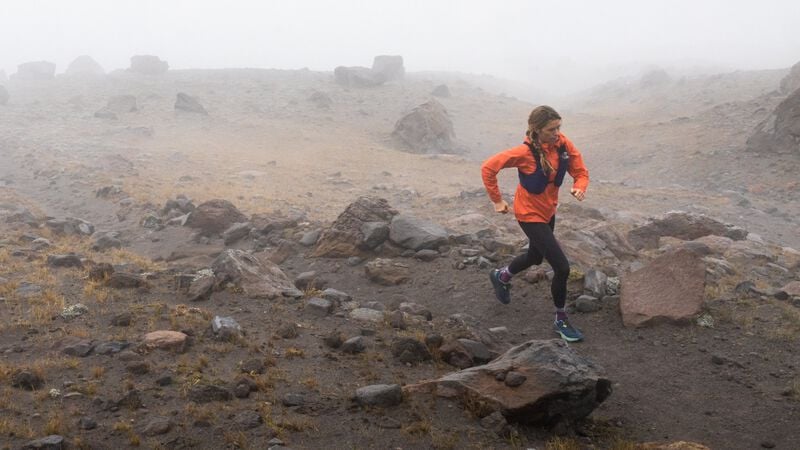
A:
2,0,799,93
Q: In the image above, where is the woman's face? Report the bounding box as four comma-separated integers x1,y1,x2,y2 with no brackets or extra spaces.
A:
537,119,562,145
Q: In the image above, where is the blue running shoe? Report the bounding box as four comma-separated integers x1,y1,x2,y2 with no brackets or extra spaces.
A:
554,318,584,342
489,269,511,304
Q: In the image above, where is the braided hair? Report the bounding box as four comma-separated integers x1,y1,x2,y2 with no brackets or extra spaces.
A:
525,105,562,175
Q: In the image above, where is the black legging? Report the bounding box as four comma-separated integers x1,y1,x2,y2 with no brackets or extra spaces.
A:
507,216,570,309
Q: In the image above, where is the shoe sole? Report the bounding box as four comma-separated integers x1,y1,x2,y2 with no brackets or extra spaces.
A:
489,270,510,305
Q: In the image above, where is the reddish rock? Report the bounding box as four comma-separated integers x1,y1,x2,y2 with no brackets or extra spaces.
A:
143,331,188,353
620,249,706,327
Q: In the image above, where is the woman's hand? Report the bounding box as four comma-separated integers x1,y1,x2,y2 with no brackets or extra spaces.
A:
493,200,510,213
570,188,586,201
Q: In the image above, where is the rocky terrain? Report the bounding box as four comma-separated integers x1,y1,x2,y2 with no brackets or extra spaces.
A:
0,55,798,450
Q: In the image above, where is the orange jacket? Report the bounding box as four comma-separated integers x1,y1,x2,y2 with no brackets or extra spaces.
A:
481,133,589,223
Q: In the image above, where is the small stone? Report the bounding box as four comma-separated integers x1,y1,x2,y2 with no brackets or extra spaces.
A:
388,310,407,329
110,312,132,326
155,373,173,386
354,384,402,407
12,371,44,390
761,441,776,449
323,331,344,349
78,417,97,430
306,297,333,316
188,384,233,403
282,393,305,407
341,336,366,354
212,316,243,340
143,417,172,436
504,371,527,387
276,322,299,339
21,435,65,450
240,358,266,374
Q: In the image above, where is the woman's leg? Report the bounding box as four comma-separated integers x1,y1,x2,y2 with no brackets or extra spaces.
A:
516,218,570,309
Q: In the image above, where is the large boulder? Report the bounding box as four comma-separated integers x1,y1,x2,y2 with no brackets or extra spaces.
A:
620,249,706,327
405,339,611,426
371,55,404,81
312,196,398,258
747,87,800,155
389,214,448,250
14,61,56,80
185,199,247,236
65,55,105,77
175,92,208,114
392,99,456,154
627,212,747,250
129,55,168,75
334,66,385,88
94,95,138,119
211,249,296,299
780,61,800,94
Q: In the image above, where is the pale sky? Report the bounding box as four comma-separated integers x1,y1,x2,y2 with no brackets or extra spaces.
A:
2,0,799,93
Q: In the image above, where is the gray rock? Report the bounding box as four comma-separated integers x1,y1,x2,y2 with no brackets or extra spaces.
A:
282,393,305,407
360,221,390,249
212,316,242,340
575,295,601,313
47,254,83,268
321,288,351,303
186,273,215,302
45,217,94,236
354,384,402,407
175,92,208,114
188,384,233,403
92,231,123,251
12,371,44,390
78,417,97,430
62,339,95,357
364,258,410,285
372,55,404,81
299,229,321,246
349,308,384,323
341,336,367,354
223,222,252,245
306,297,333,316
414,249,440,261
61,303,89,320
95,341,130,355
107,272,145,289
143,417,172,436
391,337,431,364
211,249,295,299
186,199,247,236
21,435,64,449
235,410,262,429
389,214,448,250
129,55,168,74
583,269,608,298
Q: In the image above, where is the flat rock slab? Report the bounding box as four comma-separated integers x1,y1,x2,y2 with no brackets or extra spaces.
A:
620,249,706,327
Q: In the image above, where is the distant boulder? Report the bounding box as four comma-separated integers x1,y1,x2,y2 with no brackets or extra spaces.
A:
175,92,208,114
65,55,105,77
129,55,168,75
185,199,247,236
627,211,747,250
308,90,333,108
392,99,456,153
779,61,800,94
0,86,8,105
371,55,404,81
13,61,56,80
639,69,671,88
431,84,451,98
94,95,138,120
747,87,800,155
334,66,385,88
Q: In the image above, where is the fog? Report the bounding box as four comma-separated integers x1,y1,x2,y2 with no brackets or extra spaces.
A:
2,0,799,94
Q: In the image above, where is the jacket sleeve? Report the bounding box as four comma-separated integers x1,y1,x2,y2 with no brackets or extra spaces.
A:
563,137,589,192
480,146,529,203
